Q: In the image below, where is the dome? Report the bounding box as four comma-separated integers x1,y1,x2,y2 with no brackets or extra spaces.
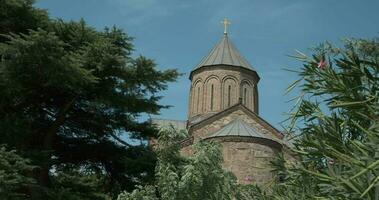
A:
193,34,256,71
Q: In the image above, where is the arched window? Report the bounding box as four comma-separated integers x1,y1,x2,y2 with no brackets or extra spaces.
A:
227,85,231,107
243,88,247,105
223,78,237,109
210,84,214,111
197,87,200,113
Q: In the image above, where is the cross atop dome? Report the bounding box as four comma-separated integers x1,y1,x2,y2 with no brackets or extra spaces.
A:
221,18,231,35
192,19,257,72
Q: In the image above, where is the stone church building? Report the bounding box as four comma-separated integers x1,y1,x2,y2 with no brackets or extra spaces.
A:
154,26,293,186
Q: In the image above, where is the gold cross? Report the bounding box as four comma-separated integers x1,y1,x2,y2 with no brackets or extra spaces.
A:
221,18,231,35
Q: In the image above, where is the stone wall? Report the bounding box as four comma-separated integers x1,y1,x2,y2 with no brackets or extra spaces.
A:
181,108,283,184
180,138,278,185
180,144,193,157
219,141,277,185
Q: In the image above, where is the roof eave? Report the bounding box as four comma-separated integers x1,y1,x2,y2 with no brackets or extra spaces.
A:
188,102,284,139
189,64,260,81
205,135,283,150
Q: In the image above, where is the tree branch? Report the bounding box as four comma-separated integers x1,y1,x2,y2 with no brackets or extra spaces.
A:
109,132,132,147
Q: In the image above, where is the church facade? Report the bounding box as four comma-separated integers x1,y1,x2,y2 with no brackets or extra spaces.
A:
154,27,292,186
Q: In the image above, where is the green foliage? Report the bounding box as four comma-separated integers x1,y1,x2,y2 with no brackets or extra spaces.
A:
235,184,269,200
252,37,379,199
0,0,49,42
118,186,158,200
48,170,111,200
0,0,178,198
118,127,237,200
0,146,36,200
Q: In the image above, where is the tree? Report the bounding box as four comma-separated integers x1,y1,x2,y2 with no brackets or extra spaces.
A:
47,170,111,200
251,37,379,199
0,146,36,200
0,0,49,42
0,0,179,198
117,127,237,200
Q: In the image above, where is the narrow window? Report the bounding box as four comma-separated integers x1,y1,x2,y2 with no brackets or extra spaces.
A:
197,87,200,113
210,84,214,111
244,88,247,105
228,85,231,107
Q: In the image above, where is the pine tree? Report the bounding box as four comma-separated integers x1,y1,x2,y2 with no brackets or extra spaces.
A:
0,0,179,198
0,146,36,199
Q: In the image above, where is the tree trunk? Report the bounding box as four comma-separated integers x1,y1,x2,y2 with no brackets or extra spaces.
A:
34,95,78,195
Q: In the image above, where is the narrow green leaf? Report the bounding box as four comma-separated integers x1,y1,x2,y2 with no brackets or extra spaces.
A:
351,159,379,180
360,175,379,197
284,78,302,95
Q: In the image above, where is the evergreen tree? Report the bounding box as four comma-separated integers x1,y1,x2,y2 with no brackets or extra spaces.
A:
0,146,36,199
0,0,179,198
0,0,49,42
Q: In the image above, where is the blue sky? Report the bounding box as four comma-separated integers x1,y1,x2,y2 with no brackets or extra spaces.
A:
36,0,379,130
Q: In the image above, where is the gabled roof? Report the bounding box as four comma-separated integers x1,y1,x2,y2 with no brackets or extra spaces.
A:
188,102,284,140
205,119,270,140
193,34,255,71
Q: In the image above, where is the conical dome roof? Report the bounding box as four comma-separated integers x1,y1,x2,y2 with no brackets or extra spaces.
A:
194,34,255,71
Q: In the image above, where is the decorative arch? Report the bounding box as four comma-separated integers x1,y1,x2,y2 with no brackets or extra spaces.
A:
222,76,238,109
253,84,259,114
221,75,238,84
192,78,203,87
240,80,253,110
204,76,221,112
191,79,203,115
204,75,220,83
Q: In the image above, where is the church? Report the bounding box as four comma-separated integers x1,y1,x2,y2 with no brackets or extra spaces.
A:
154,19,293,186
